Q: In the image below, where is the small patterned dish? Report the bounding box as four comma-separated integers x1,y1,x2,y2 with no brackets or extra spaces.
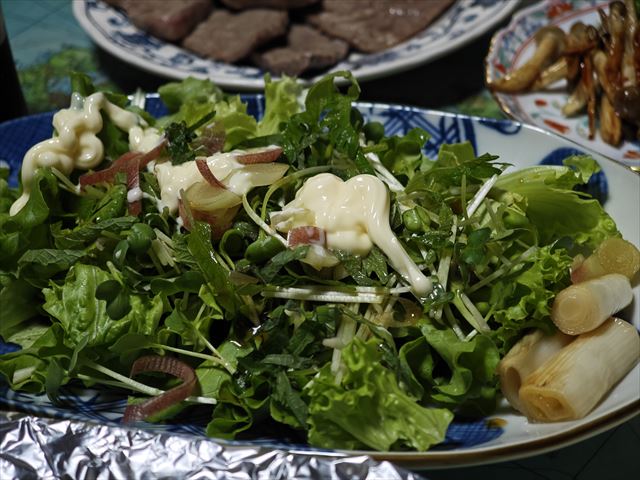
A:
73,0,517,90
486,0,640,168
0,94,638,468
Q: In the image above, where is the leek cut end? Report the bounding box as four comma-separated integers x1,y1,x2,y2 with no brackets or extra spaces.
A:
552,286,593,335
520,388,575,422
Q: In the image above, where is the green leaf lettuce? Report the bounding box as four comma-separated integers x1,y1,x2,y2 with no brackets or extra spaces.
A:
306,337,453,451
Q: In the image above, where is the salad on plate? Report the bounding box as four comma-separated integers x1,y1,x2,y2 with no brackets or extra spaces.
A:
0,72,638,452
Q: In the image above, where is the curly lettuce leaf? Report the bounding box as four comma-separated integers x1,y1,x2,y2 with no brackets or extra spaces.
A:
157,77,257,149
494,155,618,248
0,323,70,393
0,168,60,272
306,337,453,451
157,76,223,114
257,75,303,136
401,324,500,415
43,264,163,349
0,277,40,342
487,245,573,352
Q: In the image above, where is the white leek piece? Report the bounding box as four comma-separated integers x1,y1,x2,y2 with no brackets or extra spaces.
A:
497,330,573,413
519,318,640,422
571,238,640,283
551,273,633,335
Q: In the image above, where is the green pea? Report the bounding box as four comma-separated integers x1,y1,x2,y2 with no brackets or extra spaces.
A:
128,223,156,254
503,211,528,228
363,121,385,143
476,301,490,315
245,235,285,263
403,209,422,232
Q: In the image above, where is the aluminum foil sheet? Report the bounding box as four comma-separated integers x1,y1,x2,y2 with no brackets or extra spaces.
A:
0,411,426,480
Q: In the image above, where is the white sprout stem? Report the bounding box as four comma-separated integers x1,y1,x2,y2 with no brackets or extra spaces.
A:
471,202,487,224
434,216,458,321
355,322,372,342
147,246,166,275
154,228,174,247
242,194,288,246
130,88,146,110
483,197,501,231
467,245,538,294
365,152,405,192
86,362,162,396
263,288,382,304
151,343,225,365
465,329,479,342
50,167,81,194
193,322,235,375
242,295,261,327
461,173,468,221
77,372,217,406
151,237,175,268
443,305,466,340
262,285,410,304
467,174,498,218
457,291,490,333
330,306,358,384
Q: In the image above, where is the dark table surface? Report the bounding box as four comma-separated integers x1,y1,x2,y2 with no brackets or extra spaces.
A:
1,0,638,478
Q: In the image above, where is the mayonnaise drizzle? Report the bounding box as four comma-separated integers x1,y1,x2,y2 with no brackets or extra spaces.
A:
155,153,246,213
272,173,433,296
154,148,285,214
9,92,159,216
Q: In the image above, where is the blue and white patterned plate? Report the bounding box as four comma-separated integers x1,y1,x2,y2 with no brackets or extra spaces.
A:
72,0,516,90
0,97,638,468
486,0,640,168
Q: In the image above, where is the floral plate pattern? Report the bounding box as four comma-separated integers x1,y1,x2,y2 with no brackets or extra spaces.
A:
73,0,517,91
0,96,638,468
486,0,640,168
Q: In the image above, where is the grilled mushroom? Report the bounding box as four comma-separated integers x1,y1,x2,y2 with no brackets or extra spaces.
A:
601,1,627,91
601,94,624,145
489,26,566,93
564,22,599,54
623,0,637,87
531,57,571,90
593,48,618,101
562,73,589,116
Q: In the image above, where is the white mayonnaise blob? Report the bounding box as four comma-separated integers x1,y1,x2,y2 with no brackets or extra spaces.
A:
271,173,433,296
129,125,162,152
10,92,157,216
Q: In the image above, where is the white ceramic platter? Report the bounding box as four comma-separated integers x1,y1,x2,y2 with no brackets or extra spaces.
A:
0,96,638,468
486,0,640,168
73,0,517,90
